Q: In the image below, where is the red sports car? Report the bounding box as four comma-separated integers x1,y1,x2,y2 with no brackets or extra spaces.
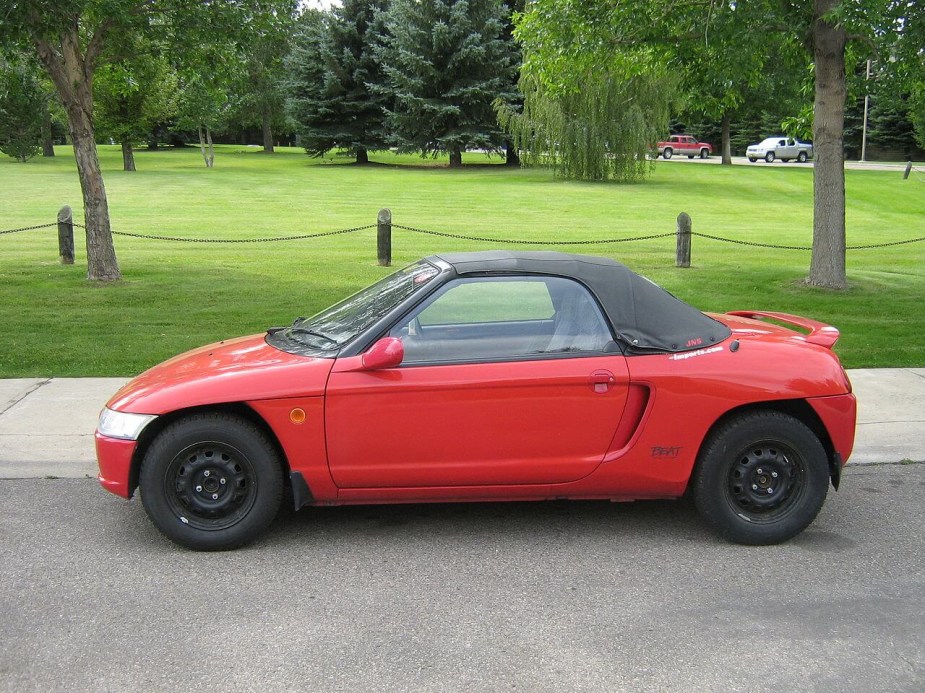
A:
96,251,856,550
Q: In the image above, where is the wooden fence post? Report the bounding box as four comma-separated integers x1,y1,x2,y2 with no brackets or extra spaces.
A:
377,208,392,267
57,205,74,265
904,161,912,180
676,212,691,268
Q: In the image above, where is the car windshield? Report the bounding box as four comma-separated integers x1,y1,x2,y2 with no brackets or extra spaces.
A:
281,260,440,350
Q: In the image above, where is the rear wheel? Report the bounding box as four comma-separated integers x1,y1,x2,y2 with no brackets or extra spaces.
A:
765,151,775,163
797,151,808,163
139,413,283,550
700,149,709,159
692,411,829,545
748,157,757,163
663,147,673,159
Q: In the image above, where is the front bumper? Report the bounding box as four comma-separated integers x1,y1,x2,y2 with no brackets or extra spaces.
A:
95,432,138,499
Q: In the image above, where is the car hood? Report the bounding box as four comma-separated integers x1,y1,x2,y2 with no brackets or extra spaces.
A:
106,334,335,415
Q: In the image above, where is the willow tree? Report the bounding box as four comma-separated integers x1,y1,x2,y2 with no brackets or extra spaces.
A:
497,68,676,182
501,4,678,182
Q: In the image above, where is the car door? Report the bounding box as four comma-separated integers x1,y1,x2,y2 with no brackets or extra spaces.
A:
325,275,630,488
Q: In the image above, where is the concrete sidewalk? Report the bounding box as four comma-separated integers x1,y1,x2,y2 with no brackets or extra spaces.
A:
0,369,922,479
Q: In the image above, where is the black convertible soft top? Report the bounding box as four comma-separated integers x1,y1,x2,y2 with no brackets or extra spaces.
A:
432,251,730,353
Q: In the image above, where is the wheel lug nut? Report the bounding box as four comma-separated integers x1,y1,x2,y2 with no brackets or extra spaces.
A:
212,493,218,500
220,478,226,485
756,468,763,474
195,485,203,492
204,470,210,477
752,484,758,490
767,489,774,495
771,472,778,478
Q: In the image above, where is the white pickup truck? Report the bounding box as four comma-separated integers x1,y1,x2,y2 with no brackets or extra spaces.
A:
746,137,813,163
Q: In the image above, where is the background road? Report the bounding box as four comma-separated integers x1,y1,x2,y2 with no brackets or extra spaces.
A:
654,155,913,172
1,463,923,692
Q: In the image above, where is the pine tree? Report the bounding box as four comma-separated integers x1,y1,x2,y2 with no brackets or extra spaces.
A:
286,2,390,163
377,0,517,167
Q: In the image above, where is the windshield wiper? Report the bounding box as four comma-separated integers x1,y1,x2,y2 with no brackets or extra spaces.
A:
287,326,339,347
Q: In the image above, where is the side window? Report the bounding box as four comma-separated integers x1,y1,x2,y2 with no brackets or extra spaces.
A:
389,276,613,365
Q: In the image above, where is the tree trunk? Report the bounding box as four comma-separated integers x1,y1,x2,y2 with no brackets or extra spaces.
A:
42,106,55,157
355,147,369,164
721,112,732,165
198,125,215,168
448,148,463,168
34,33,121,282
505,140,520,166
808,0,847,289
262,110,274,153
121,136,136,171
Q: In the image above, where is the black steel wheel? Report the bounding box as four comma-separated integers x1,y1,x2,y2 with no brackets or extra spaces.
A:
139,413,283,550
692,411,829,545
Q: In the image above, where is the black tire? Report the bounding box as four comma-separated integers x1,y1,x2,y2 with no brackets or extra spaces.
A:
692,411,829,545
765,151,775,163
663,147,673,159
687,154,695,159
700,149,709,159
797,151,808,163
139,413,284,550
781,158,790,163
748,157,757,163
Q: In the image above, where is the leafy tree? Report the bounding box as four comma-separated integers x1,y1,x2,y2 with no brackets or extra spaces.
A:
230,6,296,153
498,68,677,182
665,2,806,165
0,0,294,279
0,55,45,162
95,42,179,171
286,1,391,163
377,0,518,167
505,3,681,181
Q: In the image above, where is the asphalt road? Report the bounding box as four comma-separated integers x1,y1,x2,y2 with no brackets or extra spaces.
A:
2,464,923,692
655,155,911,172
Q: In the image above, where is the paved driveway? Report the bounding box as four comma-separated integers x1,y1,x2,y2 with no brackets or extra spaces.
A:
1,463,923,692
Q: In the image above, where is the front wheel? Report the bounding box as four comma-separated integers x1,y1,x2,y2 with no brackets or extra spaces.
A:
663,147,673,159
139,413,284,550
691,411,830,545
765,151,775,163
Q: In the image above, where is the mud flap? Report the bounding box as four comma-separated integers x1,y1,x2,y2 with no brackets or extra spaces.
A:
830,452,842,491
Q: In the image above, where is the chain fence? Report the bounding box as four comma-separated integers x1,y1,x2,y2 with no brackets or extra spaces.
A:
1,217,923,251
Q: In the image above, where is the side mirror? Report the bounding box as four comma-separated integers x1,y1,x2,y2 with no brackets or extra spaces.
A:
361,337,404,370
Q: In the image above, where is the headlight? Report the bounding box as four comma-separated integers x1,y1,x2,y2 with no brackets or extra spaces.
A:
98,408,157,441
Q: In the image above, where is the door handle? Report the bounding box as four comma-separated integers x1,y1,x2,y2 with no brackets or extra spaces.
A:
589,370,616,393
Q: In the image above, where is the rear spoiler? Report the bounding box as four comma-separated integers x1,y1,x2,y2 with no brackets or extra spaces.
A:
726,311,840,349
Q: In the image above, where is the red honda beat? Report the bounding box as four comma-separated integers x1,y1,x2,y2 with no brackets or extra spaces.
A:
96,251,856,550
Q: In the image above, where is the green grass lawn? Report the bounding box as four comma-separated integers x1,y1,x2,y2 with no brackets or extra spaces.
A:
1,144,923,376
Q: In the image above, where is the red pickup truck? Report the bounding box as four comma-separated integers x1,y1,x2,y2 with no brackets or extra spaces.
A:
656,135,713,159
